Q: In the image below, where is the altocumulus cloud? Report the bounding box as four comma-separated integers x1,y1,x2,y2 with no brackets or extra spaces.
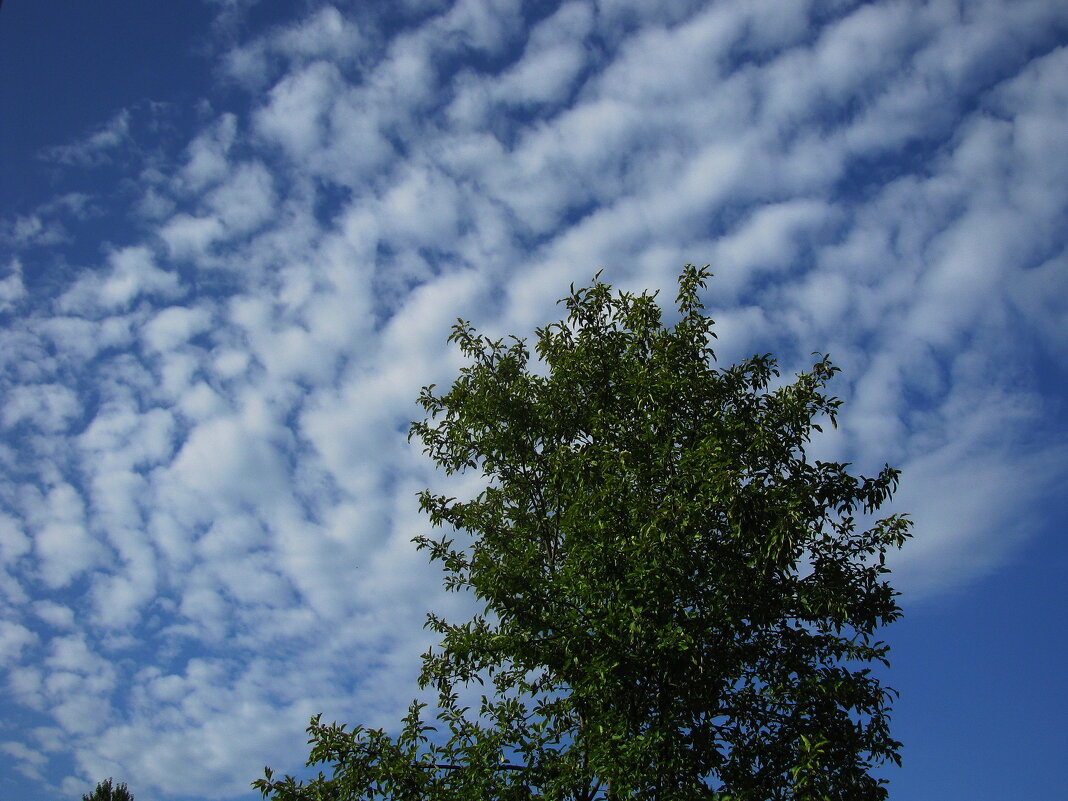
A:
1,0,1067,798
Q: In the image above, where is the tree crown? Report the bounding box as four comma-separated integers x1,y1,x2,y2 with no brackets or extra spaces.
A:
82,778,134,801
256,265,911,801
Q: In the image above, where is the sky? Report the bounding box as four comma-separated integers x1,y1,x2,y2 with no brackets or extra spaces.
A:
1,0,1066,798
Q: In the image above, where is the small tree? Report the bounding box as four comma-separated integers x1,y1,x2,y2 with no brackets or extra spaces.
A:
256,265,912,800
82,778,134,801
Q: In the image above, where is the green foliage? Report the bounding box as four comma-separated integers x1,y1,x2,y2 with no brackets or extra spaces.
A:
82,777,134,801
255,265,912,800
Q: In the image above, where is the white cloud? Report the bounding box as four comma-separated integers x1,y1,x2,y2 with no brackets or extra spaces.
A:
437,0,524,57
712,199,839,290
32,602,76,631
222,5,364,89
33,636,119,740
317,93,396,183
227,294,337,383
29,318,137,368
276,6,363,63
158,413,291,526
8,664,45,710
378,164,462,248
159,213,226,259
1,384,81,434
205,161,277,234
76,669,327,799
41,110,131,167
78,404,176,471
1,214,68,248
1008,251,1068,356
0,620,37,666
0,511,31,566
498,42,587,107
180,114,238,193
594,4,743,105
893,429,1067,596
255,61,342,159
142,306,213,353
0,259,27,311
1,740,47,767
490,1,594,108
102,246,182,308
50,690,113,739
30,484,106,590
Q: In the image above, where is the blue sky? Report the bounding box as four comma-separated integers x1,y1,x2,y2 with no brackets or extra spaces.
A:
1,0,1066,798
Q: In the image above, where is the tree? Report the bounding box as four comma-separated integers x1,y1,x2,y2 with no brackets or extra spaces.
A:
82,778,134,801
255,265,912,801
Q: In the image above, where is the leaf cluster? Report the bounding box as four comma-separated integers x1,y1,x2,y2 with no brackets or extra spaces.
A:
82,778,135,801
